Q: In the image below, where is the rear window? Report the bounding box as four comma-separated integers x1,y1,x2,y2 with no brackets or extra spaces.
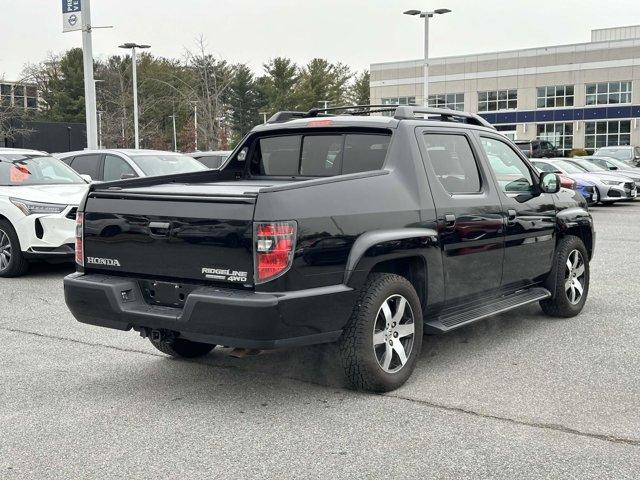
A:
249,133,390,177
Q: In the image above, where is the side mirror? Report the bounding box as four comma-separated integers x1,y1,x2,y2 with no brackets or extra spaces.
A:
80,174,92,183
120,173,136,180
539,172,560,194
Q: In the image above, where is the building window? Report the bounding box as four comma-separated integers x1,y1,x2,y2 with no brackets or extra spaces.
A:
381,97,416,116
585,81,632,105
13,85,24,109
381,97,416,106
495,124,517,141
478,89,517,112
537,85,574,108
0,84,12,107
428,93,464,111
584,120,631,151
537,123,573,155
26,86,38,109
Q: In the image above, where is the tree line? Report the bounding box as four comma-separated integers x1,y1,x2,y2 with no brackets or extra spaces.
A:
17,40,370,151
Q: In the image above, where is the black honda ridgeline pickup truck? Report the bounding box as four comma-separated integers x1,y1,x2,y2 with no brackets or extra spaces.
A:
64,106,594,392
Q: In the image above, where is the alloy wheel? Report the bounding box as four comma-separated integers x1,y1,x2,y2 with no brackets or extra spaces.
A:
373,294,415,373
565,249,586,305
0,229,12,272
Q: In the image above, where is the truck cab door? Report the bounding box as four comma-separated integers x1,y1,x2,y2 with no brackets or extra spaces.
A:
477,134,557,290
417,128,505,307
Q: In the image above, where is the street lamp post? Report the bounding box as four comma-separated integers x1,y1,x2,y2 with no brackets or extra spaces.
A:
169,113,177,152
193,103,198,151
118,43,150,149
404,8,451,107
94,79,104,149
259,111,269,124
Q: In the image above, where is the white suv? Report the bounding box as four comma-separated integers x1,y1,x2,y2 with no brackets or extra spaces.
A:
0,149,88,277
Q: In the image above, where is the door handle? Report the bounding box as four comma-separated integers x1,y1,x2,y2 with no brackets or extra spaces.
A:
443,213,456,228
507,209,517,225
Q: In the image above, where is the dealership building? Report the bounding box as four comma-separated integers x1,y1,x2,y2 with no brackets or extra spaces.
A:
370,25,640,154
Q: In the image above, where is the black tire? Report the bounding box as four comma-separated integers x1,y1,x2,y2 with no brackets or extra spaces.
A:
540,235,589,318
339,273,423,392
150,337,216,358
0,220,29,278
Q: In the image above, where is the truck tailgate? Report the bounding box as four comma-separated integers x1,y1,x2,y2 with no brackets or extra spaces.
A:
82,189,256,286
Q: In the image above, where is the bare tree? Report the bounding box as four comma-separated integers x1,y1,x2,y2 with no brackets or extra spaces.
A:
184,37,236,150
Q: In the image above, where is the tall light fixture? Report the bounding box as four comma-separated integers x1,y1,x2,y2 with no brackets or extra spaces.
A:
118,43,151,149
403,8,451,107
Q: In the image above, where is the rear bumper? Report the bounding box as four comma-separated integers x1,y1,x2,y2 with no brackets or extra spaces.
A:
64,273,356,349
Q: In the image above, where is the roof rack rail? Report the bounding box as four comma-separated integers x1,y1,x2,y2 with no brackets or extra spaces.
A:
267,104,407,124
393,106,496,129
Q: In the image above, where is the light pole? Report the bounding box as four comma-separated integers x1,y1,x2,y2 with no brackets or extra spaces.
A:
97,111,104,149
192,102,198,151
259,111,269,124
404,8,451,107
118,43,150,149
94,79,104,149
169,113,177,152
318,100,330,110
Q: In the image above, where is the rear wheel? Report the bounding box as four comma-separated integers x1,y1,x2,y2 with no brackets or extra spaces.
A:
150,337,216,358
0,220,29,278
540,235,589,317
339,273,423,392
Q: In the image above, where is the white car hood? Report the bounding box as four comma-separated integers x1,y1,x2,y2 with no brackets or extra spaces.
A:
3,184,88,205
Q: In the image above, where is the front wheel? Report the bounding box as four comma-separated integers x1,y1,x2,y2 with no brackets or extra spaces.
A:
339,273,423,392
540,235,590,317
0,220,29,278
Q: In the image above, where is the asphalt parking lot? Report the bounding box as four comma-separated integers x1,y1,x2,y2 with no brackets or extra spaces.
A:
1,201,639,479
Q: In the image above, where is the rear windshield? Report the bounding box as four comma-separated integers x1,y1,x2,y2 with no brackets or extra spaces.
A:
0,155,85,186
515,143,530,151
129,154,208,176
249,133,390,177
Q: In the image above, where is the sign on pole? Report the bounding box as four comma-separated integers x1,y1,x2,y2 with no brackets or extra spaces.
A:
62,0,83,33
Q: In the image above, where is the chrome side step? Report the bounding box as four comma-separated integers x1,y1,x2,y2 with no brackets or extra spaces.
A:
425,287,551,333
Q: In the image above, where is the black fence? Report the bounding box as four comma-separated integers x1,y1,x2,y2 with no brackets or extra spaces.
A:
2,121,86,153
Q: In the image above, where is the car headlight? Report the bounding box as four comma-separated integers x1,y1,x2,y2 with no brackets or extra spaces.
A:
601,180,622,186
10,198,67,216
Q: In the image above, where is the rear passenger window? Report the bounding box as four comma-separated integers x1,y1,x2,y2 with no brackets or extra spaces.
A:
255,136,301,176
423,134,481,194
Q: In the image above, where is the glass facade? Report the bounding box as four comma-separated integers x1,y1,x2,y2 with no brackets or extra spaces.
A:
428,93,464,111
584,120,631,151
585,81,632,105
537,123,574,155
478,90,517,112
537,85,574,108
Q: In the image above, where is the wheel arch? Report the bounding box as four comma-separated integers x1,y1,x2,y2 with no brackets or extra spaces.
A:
343,228,440,311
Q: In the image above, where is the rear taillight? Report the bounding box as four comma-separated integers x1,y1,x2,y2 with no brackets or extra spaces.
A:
75,212,84,266
254,221,297,283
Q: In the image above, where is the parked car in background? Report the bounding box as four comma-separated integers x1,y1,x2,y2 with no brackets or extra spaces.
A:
531,160,599,205
515,139,559,158
594,146,640,167
546,158,636,204
0,148,88,277
56,149,208,182
563,158,639,200
579,156,640,191
189,151,232,170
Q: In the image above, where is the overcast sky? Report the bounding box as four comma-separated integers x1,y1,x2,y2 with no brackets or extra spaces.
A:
2,0,640,80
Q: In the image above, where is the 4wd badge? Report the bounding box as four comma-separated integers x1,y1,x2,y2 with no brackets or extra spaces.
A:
202,267,248,283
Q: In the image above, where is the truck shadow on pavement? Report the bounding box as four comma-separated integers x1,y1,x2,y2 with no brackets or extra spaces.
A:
128,303,553,392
